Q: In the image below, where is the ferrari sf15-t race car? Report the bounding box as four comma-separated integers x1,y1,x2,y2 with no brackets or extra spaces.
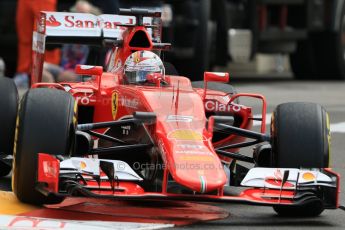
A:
0,8,340,217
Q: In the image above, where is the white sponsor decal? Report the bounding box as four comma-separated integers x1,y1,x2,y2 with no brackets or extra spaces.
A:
175,150,213,155
205,100,241,113
46,14,138,29
75,93,96,105
43,12,154,39
121,125,131,135
175,144,212,155
177,144,205,150
166,115,193,123
241,168,333,190
121,97,139,109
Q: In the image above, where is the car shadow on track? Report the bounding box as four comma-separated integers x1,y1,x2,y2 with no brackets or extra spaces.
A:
177,218,336,229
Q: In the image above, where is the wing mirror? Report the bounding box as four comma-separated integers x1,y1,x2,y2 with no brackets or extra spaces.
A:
203,72,229,100
75,65,103,76
204,72,229,83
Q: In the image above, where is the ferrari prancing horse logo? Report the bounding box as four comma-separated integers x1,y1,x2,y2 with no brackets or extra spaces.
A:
112,92,118,119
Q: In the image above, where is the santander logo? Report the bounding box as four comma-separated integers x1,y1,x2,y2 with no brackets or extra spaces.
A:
46,15,61,27
45,14,141,29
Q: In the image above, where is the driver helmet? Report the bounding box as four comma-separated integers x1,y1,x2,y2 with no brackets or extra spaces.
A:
124,51,165,84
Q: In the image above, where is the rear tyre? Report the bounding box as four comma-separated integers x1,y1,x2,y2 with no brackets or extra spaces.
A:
291,4,345,80
170,0,211,81
271,102,330,217
191,0,212,79
0,77,18,177
13,89,76,205
289,41,317,80
311,4,345,80
305,32,345,80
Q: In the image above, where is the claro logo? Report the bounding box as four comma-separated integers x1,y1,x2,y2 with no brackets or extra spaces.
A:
205,100,241,112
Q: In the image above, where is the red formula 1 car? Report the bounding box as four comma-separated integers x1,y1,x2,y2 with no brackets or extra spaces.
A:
0,8,340,217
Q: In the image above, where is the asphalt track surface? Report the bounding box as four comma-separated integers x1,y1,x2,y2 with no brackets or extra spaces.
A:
1,76,345,229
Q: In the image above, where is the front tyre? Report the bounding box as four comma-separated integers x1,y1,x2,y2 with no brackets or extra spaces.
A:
271,102,330,217
13,89,76,205
0,77,18,177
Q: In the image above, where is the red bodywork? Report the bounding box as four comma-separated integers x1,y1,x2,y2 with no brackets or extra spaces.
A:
34,69,252,194
31,11,339,208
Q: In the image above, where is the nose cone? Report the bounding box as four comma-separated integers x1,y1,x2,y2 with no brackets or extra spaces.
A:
174,164,227,193
167,141,227,193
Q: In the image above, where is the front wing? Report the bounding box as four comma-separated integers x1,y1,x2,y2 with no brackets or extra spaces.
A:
37,153,340,209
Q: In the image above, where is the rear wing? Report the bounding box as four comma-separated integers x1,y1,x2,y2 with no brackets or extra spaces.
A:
32,10,162,84
36,11,159,43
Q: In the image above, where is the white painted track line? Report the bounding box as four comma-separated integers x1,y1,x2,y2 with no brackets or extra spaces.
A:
330,122,345,133
252,114,272,127
253,113,345,133
0,215,173,230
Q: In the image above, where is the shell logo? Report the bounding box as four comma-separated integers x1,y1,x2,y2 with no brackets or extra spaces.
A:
80,161,87,170
302,172,316,181
134,52,141,63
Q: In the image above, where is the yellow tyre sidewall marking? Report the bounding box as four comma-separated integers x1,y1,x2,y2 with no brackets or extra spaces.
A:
73,100,78,127
11,102,21,191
